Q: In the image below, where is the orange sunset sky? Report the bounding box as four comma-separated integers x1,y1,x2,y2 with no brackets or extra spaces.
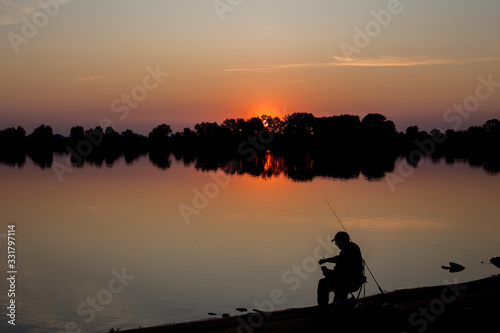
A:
1,0,499,135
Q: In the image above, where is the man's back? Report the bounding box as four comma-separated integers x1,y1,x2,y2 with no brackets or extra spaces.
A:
334,241,363,281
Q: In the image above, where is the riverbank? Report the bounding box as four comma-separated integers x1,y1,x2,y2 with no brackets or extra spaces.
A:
120,274,500,333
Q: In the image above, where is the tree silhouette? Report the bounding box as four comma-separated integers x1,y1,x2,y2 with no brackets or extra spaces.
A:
0,126,26,166
148,124,172,170
483,119,500,133
1,114,500,176
148,124,172,148
122,129,148,164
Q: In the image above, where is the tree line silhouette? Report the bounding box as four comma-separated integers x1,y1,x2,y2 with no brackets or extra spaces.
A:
1,113,499,180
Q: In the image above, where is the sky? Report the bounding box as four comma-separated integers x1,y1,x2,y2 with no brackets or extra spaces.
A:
1,0,499,135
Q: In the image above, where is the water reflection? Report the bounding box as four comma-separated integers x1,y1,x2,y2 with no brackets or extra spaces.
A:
1,153,500,333
3,150,499,181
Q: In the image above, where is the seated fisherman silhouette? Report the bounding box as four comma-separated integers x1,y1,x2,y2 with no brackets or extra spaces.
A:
317,231,365,310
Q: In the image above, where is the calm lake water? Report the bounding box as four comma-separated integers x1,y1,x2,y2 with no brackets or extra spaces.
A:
1,153,500,332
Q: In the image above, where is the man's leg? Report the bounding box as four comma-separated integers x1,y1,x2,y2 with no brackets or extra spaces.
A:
317,278,335,307
333,289,348,305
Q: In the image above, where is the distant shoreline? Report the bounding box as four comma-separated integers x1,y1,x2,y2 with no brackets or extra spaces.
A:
2,113,500,181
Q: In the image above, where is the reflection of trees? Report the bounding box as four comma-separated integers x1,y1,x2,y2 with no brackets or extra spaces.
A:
190,151,397,182
244,153,316,181
149,150,171,170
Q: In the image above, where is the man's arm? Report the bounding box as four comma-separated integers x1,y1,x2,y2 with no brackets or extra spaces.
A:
318,255,338,265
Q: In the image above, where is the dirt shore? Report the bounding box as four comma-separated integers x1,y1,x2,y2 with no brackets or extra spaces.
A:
121,274,500,333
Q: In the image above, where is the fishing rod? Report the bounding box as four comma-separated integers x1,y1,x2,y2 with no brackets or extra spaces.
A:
324,198,385,296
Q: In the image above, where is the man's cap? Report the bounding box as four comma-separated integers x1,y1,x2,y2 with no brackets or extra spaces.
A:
331,231,350,243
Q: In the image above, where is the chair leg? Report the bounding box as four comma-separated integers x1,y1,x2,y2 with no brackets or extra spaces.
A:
349,283,366,308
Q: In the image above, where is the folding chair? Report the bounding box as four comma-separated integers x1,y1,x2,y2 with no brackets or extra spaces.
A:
333,260,367,309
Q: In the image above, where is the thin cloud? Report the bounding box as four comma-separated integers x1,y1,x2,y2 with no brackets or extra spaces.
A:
225,56,500,72
224,67,271,73
0,0,37,14
0,0,37,26
331,56,500,67
77,76,104,81
0,0,75,26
